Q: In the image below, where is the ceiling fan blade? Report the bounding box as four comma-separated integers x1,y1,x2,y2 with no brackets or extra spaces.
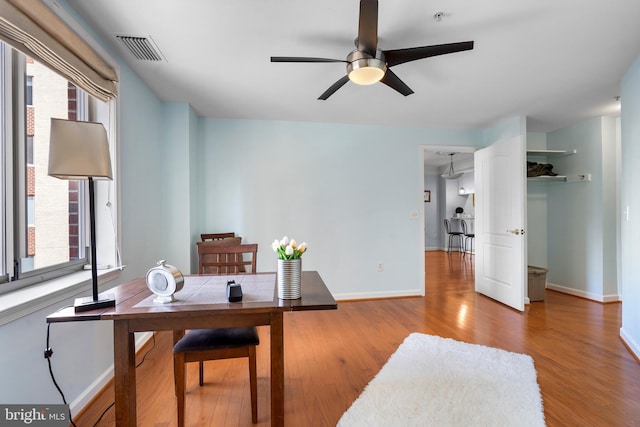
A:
318,75,350,100
384,41,474,67
270,57,346,63
357,0,378,54
380,69,414,96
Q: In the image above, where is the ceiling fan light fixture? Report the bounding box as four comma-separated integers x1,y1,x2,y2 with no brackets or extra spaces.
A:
347,50,387,85
271,0,474,99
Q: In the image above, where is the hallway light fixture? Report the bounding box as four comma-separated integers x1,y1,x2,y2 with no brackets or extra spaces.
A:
441,153,463,180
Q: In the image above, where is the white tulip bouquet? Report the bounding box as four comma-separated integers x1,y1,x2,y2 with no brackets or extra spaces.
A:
272,236,307,260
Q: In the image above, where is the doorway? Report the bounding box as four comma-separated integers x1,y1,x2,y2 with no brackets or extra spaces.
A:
421,146,477,295
422,137,529,312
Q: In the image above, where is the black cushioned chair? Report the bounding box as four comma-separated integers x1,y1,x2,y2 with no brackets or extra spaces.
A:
173,242,259,426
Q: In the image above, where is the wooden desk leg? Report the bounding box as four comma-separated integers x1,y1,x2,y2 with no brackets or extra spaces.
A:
114,320,136,426
271,311,284,427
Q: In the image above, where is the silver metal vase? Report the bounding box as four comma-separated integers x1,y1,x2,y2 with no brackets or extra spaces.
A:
277,259,301,299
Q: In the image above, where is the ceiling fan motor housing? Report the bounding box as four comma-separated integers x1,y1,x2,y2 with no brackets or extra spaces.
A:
347,49,387,85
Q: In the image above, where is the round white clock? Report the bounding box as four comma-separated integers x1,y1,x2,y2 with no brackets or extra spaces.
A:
146,260,184,303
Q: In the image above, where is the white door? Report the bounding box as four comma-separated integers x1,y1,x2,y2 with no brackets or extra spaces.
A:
474,136,526,311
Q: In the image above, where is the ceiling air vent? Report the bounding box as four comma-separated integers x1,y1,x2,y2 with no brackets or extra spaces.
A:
116,35,164,61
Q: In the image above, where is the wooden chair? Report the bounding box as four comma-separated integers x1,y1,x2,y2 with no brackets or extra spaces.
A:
173,243,259,426
197,241,256,274
200,232,235,242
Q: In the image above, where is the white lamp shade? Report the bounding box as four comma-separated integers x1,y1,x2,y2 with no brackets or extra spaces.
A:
48,118,113,180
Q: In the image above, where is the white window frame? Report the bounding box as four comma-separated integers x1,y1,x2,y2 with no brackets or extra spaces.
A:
0,0,121,324
0,45,116,292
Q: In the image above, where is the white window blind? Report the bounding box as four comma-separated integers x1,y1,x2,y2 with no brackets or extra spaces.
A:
0,0,118,101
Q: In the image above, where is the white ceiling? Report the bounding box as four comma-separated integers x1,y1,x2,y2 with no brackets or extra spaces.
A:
424,151,473,170
67,0,639,133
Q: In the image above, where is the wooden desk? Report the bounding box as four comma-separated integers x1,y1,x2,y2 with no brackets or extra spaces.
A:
47,271,337,426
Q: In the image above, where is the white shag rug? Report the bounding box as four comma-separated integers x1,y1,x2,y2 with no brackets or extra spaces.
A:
337,333,545,427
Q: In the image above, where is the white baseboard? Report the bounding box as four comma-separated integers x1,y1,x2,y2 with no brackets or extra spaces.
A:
546,282,621,303
620,327,640,360
334,289,423,301
70,331,154,416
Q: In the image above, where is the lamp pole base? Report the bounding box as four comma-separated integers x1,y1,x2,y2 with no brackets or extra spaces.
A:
74,294,116,313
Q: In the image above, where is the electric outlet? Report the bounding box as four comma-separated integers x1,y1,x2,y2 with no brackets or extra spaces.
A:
377,262,384,272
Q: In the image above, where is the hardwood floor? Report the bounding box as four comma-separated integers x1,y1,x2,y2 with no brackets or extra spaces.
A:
75,251,640,426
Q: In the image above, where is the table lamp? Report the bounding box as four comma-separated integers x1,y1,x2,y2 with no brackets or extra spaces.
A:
48,118,115,312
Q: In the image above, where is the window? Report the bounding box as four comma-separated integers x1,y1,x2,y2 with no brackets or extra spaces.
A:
26,136,33,164
0,40,114,291
25,75,33,106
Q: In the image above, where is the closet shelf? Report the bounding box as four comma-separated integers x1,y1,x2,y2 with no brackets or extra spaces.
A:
527,175,567,182
527,173,591,183
526,149,578,182
526,149,577,156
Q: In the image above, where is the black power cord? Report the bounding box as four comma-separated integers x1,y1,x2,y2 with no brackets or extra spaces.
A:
135,333,157,368
46,322,157,426
45,321,78,427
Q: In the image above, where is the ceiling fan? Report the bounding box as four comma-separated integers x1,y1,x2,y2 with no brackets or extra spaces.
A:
270,0,474,100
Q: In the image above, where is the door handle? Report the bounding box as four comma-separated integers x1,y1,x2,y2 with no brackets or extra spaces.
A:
507,229,525,235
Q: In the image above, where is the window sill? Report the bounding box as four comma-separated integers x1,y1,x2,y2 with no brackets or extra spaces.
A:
0,268,122,326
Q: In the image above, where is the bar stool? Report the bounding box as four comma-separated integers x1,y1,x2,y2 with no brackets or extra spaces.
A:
461,220,475,257
444,219,464,253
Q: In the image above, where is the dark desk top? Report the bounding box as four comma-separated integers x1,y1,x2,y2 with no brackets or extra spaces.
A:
47,271,337,324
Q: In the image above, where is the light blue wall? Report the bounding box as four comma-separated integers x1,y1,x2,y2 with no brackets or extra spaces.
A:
546,117,618,300
445,179,465,235
482,116,526,146
526,132,549,268
189,108,200,270
601,118,619,297
118,68,168,282
198,118,479,298
424,173,441,250
160,103,199,273
621,55,640,357
0,1,170,409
